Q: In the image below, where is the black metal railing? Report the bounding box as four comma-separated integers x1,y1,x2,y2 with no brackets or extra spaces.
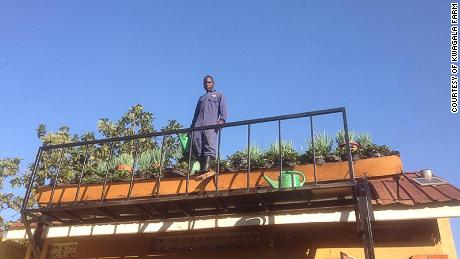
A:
21,107,356,211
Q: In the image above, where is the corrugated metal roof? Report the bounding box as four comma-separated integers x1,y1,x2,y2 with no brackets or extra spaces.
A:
369,172,460,206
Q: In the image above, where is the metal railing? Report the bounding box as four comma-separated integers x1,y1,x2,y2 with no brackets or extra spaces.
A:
21,107,356,211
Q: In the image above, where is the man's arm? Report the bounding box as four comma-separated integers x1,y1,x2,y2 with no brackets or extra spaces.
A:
191,100,200,127
218,94,228,124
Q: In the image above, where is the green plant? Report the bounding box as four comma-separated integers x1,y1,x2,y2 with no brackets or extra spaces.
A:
228,144,267,170
115,153,134,166
335,130,356,146
210,158,233,172
137,148,166,178
355,133,372,149
106,153,133,181
264,140,300,167
304,132,333,163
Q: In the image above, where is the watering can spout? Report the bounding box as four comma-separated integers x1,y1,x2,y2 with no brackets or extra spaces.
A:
263,175,279,188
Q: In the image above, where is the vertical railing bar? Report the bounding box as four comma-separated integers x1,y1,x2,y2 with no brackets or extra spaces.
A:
291,172,295,190
309,116,318,185
342,109,356,182
278,120,282,190
156,135,167,198
186,131,194,196
341,110,366,256
215,128,221,193
127,139,139,200
22,148,43,211
246,124,251,192
48,148,66,207
74,145,89,205
100,142,115,203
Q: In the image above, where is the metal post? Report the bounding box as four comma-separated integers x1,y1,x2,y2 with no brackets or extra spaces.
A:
74,146,89,205
342,108,356,182
48,148,66,207
278,120,282,190
156,135,167,198
22,147,43,211
215,128,221,193
358,177,376,259
309,116,317,185
341,108,374,258
128,139,139,200
21,214,39,259
101,142,115,202
187,131,194,195
246,124,251,192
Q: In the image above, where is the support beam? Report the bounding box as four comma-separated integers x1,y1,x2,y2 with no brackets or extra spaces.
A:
96,208,119,222
356,177,375,259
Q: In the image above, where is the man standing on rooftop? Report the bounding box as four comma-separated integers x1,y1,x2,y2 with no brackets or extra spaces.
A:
191,75,228,174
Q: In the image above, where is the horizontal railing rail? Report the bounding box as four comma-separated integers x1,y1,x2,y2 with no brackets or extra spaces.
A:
21,106,356,213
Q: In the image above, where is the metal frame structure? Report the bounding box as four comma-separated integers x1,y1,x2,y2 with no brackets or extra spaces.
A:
20,107,375,259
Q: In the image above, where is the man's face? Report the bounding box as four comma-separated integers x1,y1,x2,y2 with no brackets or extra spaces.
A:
203,77,214,92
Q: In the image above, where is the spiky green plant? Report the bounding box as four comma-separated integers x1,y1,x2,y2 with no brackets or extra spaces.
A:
137,148,167,178
115,153,134,166
109,153,134,181
264,140,300,168
304,132,333,163
228,144,267,170
335,130,356,146
355,133,372,149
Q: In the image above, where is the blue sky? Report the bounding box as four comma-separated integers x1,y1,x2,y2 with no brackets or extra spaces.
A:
1,0,459,253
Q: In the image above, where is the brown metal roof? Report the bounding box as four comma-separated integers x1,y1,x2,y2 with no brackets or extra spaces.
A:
369,172,460,206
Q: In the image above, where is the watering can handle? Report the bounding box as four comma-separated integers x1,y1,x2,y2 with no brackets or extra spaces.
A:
293,171,305,185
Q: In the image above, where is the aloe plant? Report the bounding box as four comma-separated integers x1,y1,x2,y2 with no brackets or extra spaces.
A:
228,144,268,170
264,140,300,167
335,130,356,146
108,153,134,181
304,132,333,163
137,148,167,178
355,133,372,149
115,153,134,166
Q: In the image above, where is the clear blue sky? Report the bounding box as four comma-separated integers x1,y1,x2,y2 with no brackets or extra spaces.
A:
1,0,459,252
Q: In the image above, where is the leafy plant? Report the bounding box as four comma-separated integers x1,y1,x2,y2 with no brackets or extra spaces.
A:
264,140,300,167
210,158,233,172
97,104,158,164
0,158,23,236
160,120,184,166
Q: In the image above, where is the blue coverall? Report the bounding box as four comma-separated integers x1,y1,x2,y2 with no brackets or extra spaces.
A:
191,90,228,158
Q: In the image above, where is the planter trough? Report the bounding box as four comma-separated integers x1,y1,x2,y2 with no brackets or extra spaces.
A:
35,155,403,206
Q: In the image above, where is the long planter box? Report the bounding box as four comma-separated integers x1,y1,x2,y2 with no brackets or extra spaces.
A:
35,155,403,206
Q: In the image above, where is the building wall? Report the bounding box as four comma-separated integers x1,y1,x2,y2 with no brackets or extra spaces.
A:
0,239,27,259
35,219,455,259
437,218,457,259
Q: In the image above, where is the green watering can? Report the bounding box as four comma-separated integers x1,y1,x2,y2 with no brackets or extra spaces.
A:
178,133,200,174
263,171,306,189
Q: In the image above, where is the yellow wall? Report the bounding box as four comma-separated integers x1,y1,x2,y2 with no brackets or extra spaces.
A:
0,239,26,259
437,218,458,259
33,219,456,259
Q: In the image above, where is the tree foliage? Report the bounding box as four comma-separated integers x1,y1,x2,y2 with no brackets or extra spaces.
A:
0,104,184,236
0,158,23,235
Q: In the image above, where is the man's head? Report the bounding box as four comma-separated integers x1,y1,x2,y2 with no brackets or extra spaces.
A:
203,75,215,92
